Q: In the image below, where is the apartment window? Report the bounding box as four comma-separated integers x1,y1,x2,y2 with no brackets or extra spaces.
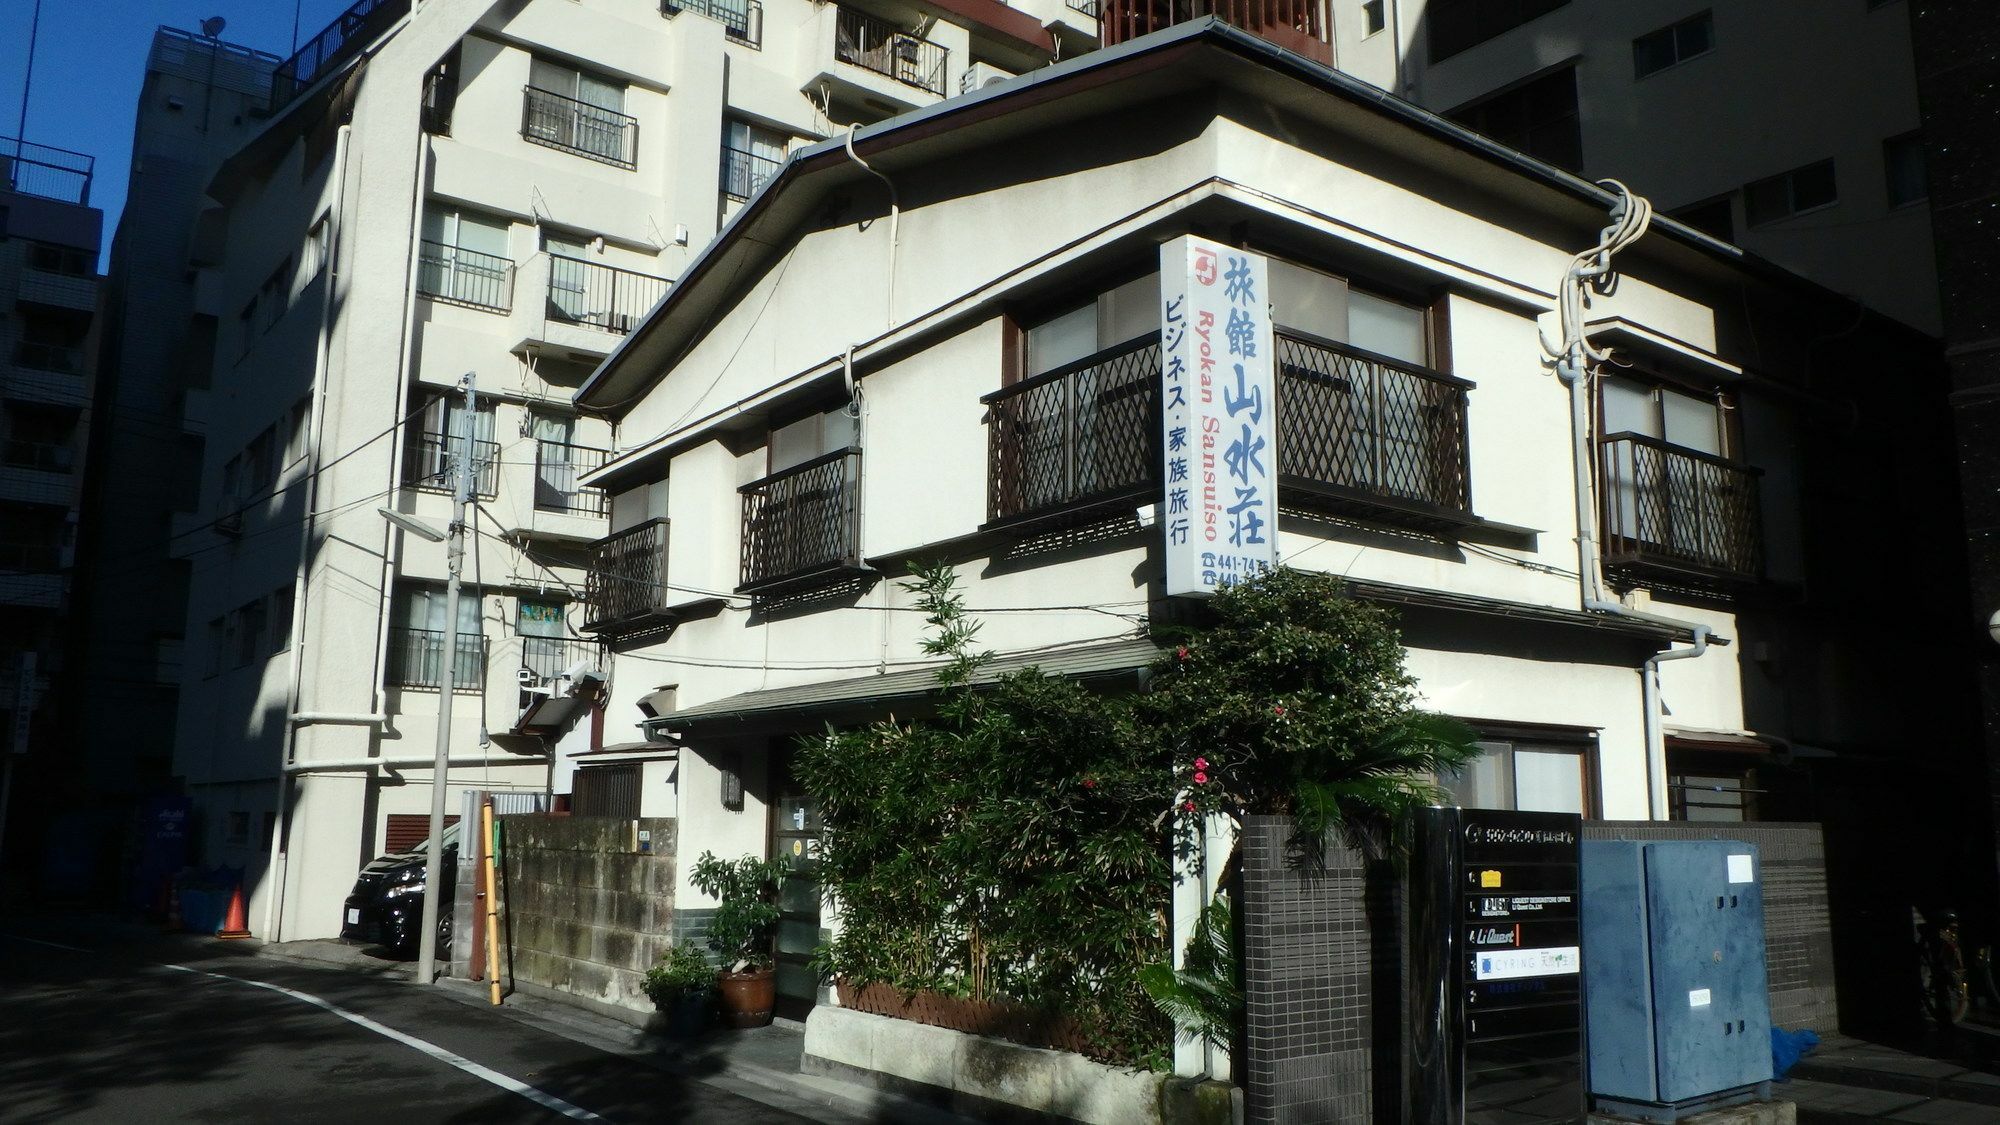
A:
15,309,89,375
1362,0,1385,35
1884,132,1928,207
1429,0,1569,62
1447,66,1582,173
206,617,225,677
1,404,78,472
1744,160,1837,226
389,585,485,691
1443,738,1594,815
422,43,462,136
26,241,92,277
523,58,637,168
518,598,573,681
1670,196,1734,242
235,597,267,667
722,119,788,201
1633,11,1713,79
417,207,514,311
306,214,331,277
286,397,312,464
247,426,277,493
271,583,295,652
404,392,498,497
259,257,293,331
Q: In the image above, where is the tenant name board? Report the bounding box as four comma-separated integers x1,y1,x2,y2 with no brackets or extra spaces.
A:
1159,236,1277,598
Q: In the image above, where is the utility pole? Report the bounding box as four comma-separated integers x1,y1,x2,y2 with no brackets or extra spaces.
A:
416,373,476,985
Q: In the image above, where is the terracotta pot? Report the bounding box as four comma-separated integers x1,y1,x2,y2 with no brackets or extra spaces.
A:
716,967,776,1028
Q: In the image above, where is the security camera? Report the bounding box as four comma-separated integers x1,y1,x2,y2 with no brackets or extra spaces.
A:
516,666,539,686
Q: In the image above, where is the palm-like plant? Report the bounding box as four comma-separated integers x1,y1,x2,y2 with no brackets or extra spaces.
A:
1137,896,1240,1054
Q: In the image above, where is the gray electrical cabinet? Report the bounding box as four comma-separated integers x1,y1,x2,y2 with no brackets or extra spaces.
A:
1581,840,1772,1123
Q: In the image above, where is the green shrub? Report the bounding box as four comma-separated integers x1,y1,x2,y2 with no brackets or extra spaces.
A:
690,852,788,973
642,941,715,1007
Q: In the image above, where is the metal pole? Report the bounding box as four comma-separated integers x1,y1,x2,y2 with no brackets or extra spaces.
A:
416,373,476,985
15,0,43,168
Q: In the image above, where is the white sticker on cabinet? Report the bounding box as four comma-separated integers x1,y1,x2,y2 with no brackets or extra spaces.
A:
1727,853,1754,884
1690,988,1712,1008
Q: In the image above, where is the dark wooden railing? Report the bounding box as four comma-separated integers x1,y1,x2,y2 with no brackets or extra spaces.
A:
269,0,410,114
416,240,514,312
740,449,863,592
545,257,668,335
984,338,1161,526
533,441,610,515
403,431,499,498
387,626,486,691
721,144,784,200
583,517,671,631
1598,432,1762,584
1275,331,1473,521
521,86,639,169
1098,0,1328,60
663,0,763,46
834,8,949,95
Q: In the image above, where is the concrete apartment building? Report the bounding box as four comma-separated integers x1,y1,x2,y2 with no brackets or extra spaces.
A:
163,0,1069,942
571,20,1965,1023
1312,0,1937,335
0,136,104,888
60,29,282,900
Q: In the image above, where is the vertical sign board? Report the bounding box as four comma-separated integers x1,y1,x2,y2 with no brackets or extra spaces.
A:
1410,807,1585,1124
1159,236,1278,598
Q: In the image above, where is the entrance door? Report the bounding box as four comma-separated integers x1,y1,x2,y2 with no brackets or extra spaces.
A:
767,745,822,1021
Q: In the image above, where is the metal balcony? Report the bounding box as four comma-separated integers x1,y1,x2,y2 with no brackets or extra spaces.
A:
387,626,486,692
416,240,514,313
663,0,763,46
403,432,499,498
521,86,639,169
533,440,610,516
545,257,667,336
834,8,948,96
984,338,1161,528
740,449,864,593
1599,432,1763,591
582,517,672,634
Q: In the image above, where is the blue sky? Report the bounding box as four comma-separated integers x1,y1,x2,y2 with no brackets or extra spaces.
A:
2,0,352,266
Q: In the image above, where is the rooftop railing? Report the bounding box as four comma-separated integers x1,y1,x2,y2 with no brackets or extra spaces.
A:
0,137,94,205
268,0,411,114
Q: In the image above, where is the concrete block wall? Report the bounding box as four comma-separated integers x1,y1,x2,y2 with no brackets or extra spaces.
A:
498,814,678,1014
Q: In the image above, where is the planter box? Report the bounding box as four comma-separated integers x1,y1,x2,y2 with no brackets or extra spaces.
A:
836,978,1096,1057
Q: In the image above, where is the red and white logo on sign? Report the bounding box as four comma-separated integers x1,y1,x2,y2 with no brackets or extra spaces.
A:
1193,248,1216,286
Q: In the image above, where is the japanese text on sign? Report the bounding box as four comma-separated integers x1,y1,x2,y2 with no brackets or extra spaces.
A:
1160,236,1277,597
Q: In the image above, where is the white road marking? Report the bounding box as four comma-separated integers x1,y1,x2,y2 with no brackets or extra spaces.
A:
2,934,91,953
161,963,605,1121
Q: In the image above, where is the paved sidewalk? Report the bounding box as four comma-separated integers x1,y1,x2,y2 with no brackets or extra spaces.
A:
1782,1033,2000,1123
257,937,971,1125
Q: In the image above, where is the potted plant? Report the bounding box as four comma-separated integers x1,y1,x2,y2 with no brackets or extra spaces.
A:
641,940,716,1037
691,851,790,1028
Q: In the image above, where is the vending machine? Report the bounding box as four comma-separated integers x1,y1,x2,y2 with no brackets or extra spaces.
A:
1409,806,1586,1124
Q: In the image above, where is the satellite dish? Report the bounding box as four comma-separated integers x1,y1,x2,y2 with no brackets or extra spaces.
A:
200,16,226,38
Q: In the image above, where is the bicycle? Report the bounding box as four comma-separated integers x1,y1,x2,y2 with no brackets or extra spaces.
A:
1915,906,1971,1028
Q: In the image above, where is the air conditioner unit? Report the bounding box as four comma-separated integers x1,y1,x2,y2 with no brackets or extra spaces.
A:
960,62,1015,94
214,510,244,537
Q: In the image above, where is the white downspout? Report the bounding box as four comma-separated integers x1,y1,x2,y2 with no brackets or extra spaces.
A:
1548,182,1714,821
265,122,353,942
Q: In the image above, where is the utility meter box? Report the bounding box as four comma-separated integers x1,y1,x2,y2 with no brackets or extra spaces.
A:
1581,840,1772,1122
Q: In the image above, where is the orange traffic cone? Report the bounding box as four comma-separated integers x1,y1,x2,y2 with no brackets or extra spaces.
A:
216,883,253,940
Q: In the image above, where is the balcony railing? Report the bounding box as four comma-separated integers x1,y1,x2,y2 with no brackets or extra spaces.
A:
534,440,610,515
521,86,639,169
1,136,95,205
583,517,671,631
835,8,949,96
521,634,600,681
13,341,85,375
546,257,668,335
403,432,500,498
1067,0,1101,16
269,0,411,115
416,240,514,312
740,449,863,592
721,144,784,201
1274,331,1473,522
2,440,76,473
663,0,763,46
1598,432,1762,585
985,338,1161,526
387,626,486,691
1099,0,1327,59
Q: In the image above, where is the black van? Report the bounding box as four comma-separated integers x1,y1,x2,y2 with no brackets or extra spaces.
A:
339,822,458,955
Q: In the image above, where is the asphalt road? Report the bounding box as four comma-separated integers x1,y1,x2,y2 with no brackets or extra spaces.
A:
0,919,838,1124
